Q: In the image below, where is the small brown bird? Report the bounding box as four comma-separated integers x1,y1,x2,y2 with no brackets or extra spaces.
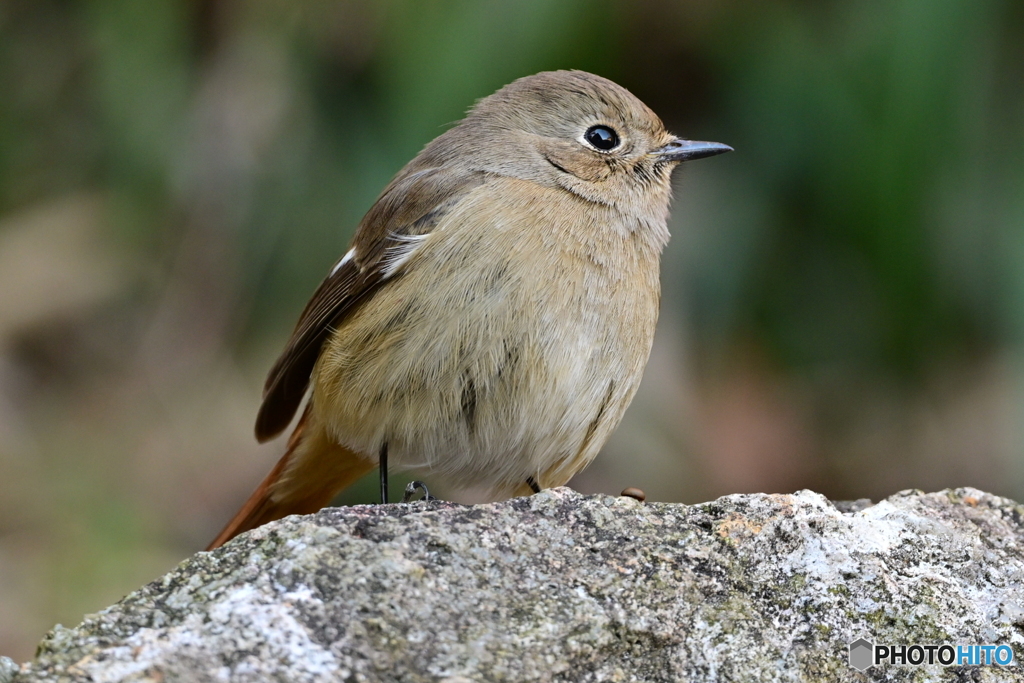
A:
207,70,730,549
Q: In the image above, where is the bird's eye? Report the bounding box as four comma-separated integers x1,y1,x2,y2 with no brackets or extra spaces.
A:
584,125,620,151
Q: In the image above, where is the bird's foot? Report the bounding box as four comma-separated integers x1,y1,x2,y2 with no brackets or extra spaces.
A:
402,480,435,503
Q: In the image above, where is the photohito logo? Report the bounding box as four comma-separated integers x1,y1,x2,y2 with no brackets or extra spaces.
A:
848,637,1015,671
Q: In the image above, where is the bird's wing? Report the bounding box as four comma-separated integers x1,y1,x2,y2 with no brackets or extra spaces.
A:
254,166,486,442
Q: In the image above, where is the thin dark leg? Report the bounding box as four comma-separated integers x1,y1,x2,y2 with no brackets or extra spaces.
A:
526,476,540,494
379,443,389,504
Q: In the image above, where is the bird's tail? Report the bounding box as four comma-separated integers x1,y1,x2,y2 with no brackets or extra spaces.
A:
206,406,374,550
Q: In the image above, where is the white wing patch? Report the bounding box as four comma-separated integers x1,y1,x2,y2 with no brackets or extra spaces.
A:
330,248,356,276
381,233,430,278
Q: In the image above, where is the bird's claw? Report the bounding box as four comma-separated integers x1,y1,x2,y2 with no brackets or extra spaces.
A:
402,481,435,503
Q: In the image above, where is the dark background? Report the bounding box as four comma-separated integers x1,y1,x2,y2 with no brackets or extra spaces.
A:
2,0,1022,660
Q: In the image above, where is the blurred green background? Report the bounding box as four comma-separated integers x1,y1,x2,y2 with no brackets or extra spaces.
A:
2,0,1023,660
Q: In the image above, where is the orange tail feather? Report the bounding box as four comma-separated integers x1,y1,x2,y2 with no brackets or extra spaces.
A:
206,407,374,550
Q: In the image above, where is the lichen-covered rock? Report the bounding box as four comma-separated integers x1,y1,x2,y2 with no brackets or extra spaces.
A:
11,487,1024,682
1,656,18,683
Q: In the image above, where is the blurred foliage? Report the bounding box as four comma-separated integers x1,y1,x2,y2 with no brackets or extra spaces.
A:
1,0,1023,661
708,0,1023,373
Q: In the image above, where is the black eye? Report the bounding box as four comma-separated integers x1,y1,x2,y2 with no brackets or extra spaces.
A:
584,125,619,151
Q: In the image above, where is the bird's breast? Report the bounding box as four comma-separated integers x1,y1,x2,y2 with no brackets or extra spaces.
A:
313,177,665,496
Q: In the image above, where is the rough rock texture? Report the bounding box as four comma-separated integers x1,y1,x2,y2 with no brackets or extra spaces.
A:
10,487,1024,682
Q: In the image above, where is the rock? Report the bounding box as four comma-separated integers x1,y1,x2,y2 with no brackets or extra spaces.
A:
0,657,18,683
11,487,1024,682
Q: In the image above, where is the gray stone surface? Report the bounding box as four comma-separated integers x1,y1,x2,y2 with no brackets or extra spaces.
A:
1,656,18,683
10,487,1024,682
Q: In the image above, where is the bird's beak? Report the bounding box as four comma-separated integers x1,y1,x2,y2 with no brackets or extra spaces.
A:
651,138,733,162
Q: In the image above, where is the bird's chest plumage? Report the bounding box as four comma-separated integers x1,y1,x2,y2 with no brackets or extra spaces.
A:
313,179,664,497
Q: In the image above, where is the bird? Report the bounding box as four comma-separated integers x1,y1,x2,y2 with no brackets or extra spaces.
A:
207,70,731,550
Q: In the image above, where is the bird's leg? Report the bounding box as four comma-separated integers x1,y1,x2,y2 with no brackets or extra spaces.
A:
379,442,389,504
526,476,540,494
402,481,435,503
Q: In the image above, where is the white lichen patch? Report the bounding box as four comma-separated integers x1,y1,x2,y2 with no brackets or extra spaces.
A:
71,583,340,683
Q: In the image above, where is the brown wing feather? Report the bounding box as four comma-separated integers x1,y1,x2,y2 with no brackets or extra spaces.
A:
254,261,372,441
254,167,486,442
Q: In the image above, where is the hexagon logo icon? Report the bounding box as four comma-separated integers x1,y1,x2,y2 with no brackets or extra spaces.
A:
849,637,874,671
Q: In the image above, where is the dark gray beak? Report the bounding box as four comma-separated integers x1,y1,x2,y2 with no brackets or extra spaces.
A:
652,138,733,162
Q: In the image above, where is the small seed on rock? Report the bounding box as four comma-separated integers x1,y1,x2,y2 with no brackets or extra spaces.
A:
621,487,646,502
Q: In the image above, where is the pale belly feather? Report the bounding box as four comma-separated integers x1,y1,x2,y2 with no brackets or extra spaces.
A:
312,179,663,499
